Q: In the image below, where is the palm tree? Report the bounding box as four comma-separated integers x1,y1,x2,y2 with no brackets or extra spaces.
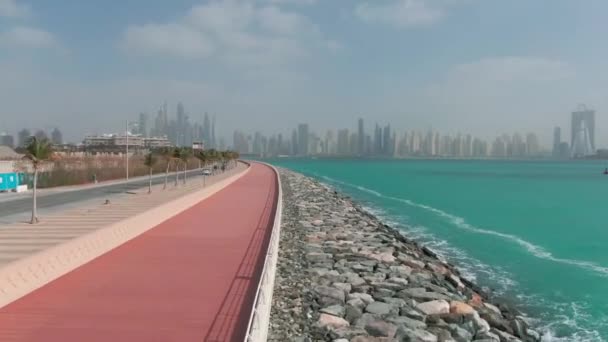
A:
23,136,53,224
144,152,157,194
172,148,182,186
180,148,191,185
159,147,172,190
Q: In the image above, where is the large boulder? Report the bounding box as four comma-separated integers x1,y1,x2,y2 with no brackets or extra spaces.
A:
415,300,450,315
314,285,346,306
316,313,350,330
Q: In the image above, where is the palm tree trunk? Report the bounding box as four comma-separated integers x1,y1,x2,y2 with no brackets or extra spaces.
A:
183,163,187,185
175,162,179,186
31,168,38,224
148,167,152,194
164,161,170,190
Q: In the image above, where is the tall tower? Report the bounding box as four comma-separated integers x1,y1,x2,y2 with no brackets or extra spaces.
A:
571,105,595,153
297,123,309,156
358,118,364,156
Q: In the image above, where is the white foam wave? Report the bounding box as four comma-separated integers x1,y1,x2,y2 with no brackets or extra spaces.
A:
318,174,608,278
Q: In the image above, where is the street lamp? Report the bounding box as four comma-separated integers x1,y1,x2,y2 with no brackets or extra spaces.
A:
125,120,138,180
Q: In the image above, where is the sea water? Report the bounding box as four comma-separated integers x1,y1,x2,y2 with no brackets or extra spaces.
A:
269,158,608,341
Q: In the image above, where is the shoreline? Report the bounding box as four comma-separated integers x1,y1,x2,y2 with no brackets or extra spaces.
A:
269,168,542,342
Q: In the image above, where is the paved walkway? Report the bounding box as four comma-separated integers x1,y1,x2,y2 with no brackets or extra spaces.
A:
0,163,278,342
0,163,246,267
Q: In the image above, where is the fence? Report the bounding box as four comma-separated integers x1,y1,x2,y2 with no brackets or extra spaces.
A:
244,163,283,342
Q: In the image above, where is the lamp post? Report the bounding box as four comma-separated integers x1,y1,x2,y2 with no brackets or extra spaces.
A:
126,120,129,180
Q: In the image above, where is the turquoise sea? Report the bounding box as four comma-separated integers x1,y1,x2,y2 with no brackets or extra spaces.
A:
269,158,608,341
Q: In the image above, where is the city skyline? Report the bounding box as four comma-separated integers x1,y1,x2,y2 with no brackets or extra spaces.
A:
2,1,608,146
0,103,602,160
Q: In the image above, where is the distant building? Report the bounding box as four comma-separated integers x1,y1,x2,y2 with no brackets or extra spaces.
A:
571,106,595,155
138,113,148,137
297,123,309,156
0,133,15,148
17,129,31,147
357,118,364,156
145,136,172,148
51,128,63,145
84,134,169,151
552,127,561,157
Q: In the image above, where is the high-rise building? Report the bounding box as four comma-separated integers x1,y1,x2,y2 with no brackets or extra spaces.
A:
138,113,148,137
233,130,249,154
553,127,561,157
0,133,15,148
297,124,309,155
571,106,595,153
373,124,382,155
17,129,31,147
382,124,391,156
51,128,63,145
337,129,349,155
526,133,540,156
291,129,298,155
358,118,364,156
211,116,216,148
203,113,210,145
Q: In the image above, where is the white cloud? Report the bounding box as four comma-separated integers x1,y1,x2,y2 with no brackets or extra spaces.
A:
0,26,56,48
262,0,317,5
123,23,214,59
0,0,29,17
121,0,330,66
355,0,444,28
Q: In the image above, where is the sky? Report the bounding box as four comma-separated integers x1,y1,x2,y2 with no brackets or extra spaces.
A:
0,0,607,146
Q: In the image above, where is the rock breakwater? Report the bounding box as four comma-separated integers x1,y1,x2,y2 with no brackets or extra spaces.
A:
268,168,541,342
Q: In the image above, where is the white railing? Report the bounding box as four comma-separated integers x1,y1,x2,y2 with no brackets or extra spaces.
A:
244,163,283,342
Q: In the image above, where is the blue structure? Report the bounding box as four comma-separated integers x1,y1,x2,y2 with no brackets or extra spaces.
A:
0,172,23,192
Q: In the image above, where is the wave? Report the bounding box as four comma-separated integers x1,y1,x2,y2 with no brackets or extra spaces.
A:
317,174,608,278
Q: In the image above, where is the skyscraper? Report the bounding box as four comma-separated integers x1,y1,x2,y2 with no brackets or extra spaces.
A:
203,113,211,145
553,127,561,157
297,124,309,156
291,129,298,155
0,133,14,148
358,118,364,156
211,115,216,148
138,113,148,137
51,128,63,145
571,106,595,153
382,124,391,156
17,129,31,147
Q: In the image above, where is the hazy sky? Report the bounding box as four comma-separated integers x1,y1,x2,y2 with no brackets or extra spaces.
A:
1,0,607,146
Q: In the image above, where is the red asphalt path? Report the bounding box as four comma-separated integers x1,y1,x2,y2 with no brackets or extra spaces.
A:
0,163,278,342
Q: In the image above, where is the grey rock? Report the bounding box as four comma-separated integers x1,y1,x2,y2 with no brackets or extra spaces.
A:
365,319,398,337
398,288,451,302
415,300,450,315
314,285,346,306
396,326,439,342
365,302,393,315
347,298,367,310
348,292,375,304
333,282,353,295
345,304,363,323
307,252,333,263
320,304,346,317
386,315,427,329
490,328,521,342
448,324,473,342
